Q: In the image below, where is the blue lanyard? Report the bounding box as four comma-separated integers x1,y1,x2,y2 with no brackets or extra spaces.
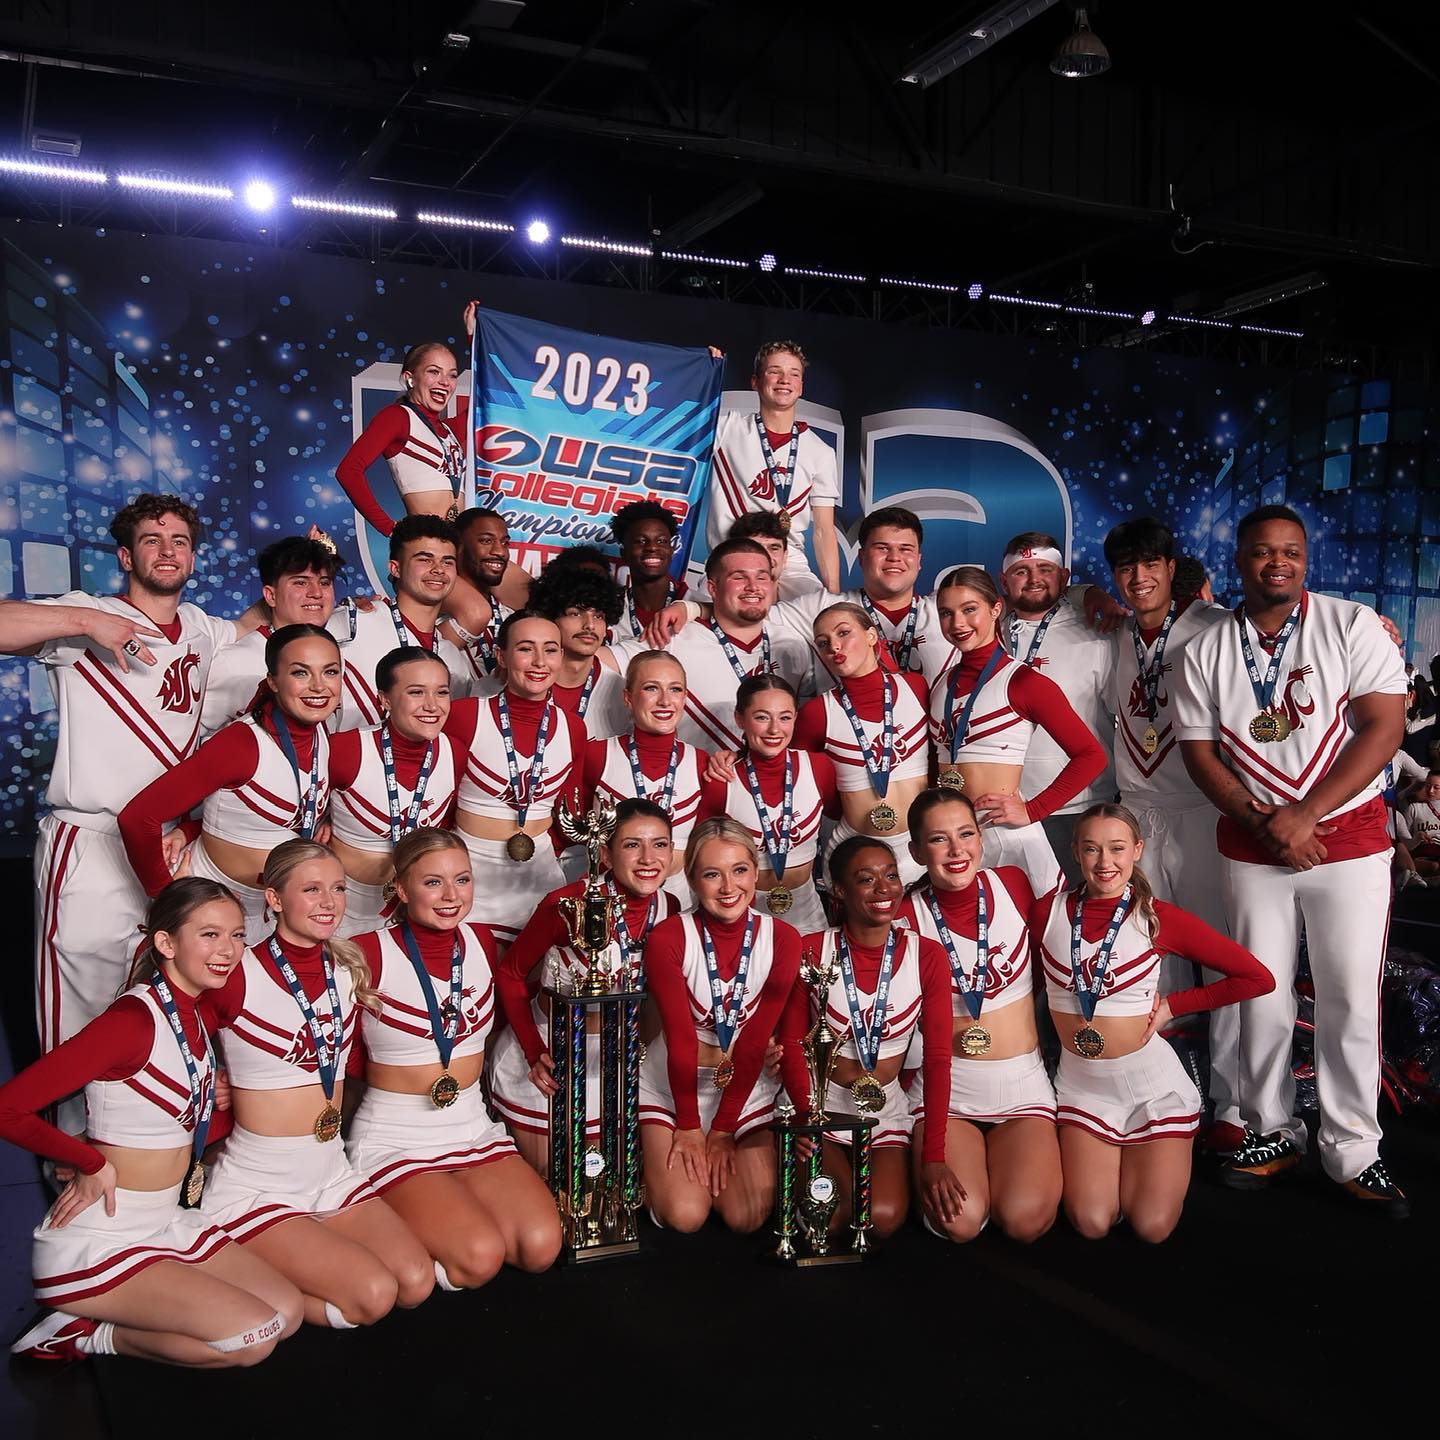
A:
398,923,464,1071
574,661,599,720
379,724,436,843
1130,601,1178,721
755,415,800,513
268,939,343,1100
699,913,758,1054
860,593,921,673
624,733,682,815
608,881,658,988
942,649,1006,763
925,876,990,1021
496,692,552,827
269,712,321,839
1069,885,1133,1023
709,619,772,683
1236,601,1302,713
388,601,435,653
742,752,796,880
834,674,895,800
150,976,216,1165
1009,601,1062,664
624,580,676,639
835,928,899,1073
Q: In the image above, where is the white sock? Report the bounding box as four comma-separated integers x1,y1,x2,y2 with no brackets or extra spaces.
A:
78,1321,116,1356
322,1301,357,1330
433,1261,461,1293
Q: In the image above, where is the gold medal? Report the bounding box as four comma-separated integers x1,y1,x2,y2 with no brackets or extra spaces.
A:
1141,724,1159,755
868,802,898,833
938,768,965,791
381,877,398,905
1249,710,1282,744
766,885,793,916
314,1104,343,1143
776,509,792,536
445,501,460,523
850,1073,886,1114
506,831,536,863
1271,710,1292,741
1073,1026,1105,1059
181,1158,206,1209
959,1024,992,1057
429,1072,460,1109
712,1054,735,1090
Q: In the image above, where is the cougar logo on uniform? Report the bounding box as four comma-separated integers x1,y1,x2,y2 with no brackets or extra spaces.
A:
1126,666,1170,718
157,652,202,714
749,464,791,502
1278,665,1316,733
281,1013,338,1072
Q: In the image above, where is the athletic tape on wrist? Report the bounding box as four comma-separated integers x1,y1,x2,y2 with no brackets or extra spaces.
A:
206,1310,286,1352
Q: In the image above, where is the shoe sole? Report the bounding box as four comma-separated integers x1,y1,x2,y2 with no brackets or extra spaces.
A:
1221,1159,1301,1191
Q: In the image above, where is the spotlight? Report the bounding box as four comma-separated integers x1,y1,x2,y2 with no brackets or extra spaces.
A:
758,253,778,273
1140,309,1156,326
243,180,277,213
525,219,551,244
1050,7,1111,79
967,282,984,301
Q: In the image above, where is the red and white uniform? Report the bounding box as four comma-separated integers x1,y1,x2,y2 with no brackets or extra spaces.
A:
551,660,629,742
335,600,472,732
491,881,681,1137
346,921,517,1191
1399,800,1440,859
708,412,840,596
612,623,814,753
0,982,233,1305
200,628,268,741
199,938,375,1240
1174,590,1407,1180
586,733,707,848
336,401,467,537
899,869,1056,1125
31,594,235,1068
640,912,801,1139
775,589,954,684
455,596,511,696
1036,888,1273,1144
778,927,953,1153
618,576,689,640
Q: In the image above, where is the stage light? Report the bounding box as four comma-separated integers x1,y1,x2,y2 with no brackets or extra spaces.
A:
118,174,234,200
525,219,551,244
785,265,866,283
879,276,960,293
418,210,513,232
1239,323,1305,338
561,234,651,256
1140,309,1156,326
967,282,984,301
243,181,277,213
1167,314,1231,329
660,250,748,269
990,292,1063,310
1050,7,1110,78
1065,305,1135,320
0,155,107,185
290,195,398,220
758,252,777,273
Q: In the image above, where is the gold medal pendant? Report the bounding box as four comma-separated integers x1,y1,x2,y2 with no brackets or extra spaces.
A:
850,1073,886,1114
314,1104,343,1143
445,497,461,523
868,802,898,833
506,831,536,863
381,877,398,906
1270,710,1292,741
712,1054,735,1090
181,1158,206,1209
1073,1026,1105,1059
959,1024,992,1057
938,769,965,791
429,1072,460,1109
776,509,792,536
1141,724,1159,755
766,885,793,916
1249,710,1282,744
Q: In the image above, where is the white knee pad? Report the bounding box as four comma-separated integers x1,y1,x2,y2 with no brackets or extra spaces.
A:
207,1311,286,1352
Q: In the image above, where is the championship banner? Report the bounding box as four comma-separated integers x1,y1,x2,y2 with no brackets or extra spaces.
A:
470,307,723,574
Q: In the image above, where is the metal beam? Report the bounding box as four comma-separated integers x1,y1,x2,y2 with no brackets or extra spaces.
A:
470,32,648,72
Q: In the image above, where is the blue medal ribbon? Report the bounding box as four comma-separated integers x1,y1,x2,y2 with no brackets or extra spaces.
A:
495,692,552,828
834,674,895,800
624,579,677,639
401,400,464,492
708,619,773,682
942,648,1006,764
574,661,600,720
269,711,321,839
379,723,436,843
1235,600,1302,715
624,733,682,815
860,593,921,673
925,876,990,1021
150,975,216,1167
754,415,801,519
699,913,758,1055
267,938,343,1100
1131,600,1178,721
388,600,437,653
1008,600,1062,665
398,923,464,1071
1069,885,1133,1023
742,752,796,882
835,927,899,1073
608,881,658,988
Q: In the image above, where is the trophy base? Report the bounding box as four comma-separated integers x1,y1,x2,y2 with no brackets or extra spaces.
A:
565,1238,641,1265
791,1250,863,1269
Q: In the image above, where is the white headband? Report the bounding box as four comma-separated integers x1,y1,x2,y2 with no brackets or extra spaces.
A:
1002,545,1064,573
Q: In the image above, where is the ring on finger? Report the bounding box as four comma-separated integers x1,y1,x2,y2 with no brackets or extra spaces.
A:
123,638,142,656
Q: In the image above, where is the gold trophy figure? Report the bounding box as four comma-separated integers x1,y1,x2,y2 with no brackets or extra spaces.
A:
799,941,844,1124
556,796,621,994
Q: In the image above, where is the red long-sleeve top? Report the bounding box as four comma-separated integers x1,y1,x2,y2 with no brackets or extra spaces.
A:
0,985,229,1176
778,927,954,1163
792,667,931,751
118,704,324,897
328,726,454,828
443,692,588,773
896,866,1038,942
335,400,468,538
644,912,802,1134
351,919,490,990
580,727,709,801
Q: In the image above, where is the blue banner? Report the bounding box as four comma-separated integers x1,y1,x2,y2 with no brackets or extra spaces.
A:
471,308,723,575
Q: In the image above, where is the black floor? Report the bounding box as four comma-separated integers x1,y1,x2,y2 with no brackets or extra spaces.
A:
1,856,1437,1438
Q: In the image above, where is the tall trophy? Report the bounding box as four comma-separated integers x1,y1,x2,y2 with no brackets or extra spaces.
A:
771,940,874,1266
547,796,644,1261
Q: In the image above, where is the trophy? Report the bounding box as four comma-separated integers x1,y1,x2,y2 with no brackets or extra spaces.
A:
771,941,874,1266
547,797,644,1260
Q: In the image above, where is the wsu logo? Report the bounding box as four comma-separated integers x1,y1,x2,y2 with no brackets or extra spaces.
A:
1277,665,1315,734
749,464,792,502
1126,666,1170,718
157,652,201,714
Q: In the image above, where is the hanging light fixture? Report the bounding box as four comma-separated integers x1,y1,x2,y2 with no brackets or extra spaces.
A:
1050,7,1110,77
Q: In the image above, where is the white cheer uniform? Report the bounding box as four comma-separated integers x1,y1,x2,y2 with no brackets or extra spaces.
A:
335,600,472,731
775,589,955,687
1398,800,1440,859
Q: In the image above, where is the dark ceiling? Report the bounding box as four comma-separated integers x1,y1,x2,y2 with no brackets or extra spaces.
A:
1,1,1437,368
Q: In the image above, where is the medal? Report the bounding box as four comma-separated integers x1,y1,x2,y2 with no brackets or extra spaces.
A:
942,647,1006,769
938,768,965,791
1236,599,1302,747
445,502,460,523
742,752,796,896
1068,883,1133,1057
268,938,346,1143
506,831,536,862
755,414,800,531
182,1158,206,1208
1130,602,1177,759
868,803,898,833
381,878,398,905
834,673,898,828
926,875,993,1041
314,1104,343,1143
712,1055,735,1089
1073,1026,1105,1059
1249,710,1283,744
430,1073,461,1108
700,912,758,1084
400,923,467,1104
152,973,216,1213
776,509,792,536
959,1024,992,1057
1141,724,1159,755
1271,710,1292,741
496,691,553,859
850,1073,886,1114
766,885,793,916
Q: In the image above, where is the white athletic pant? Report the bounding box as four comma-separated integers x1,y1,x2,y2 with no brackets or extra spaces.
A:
1132,800,1239,1128
1221,850,1391,1182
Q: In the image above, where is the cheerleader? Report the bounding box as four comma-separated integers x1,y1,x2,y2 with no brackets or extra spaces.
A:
582,652,708,905
328,646,460,937
527,564,630,740
640,819,802,1232
492,799,681,1172
119,625,341,943
796,602,933,885
199,841,434,1323
899,788,1060,1243
1035,805,1274,1242
777,838,962,1238
611,500,686,639
928,566,1106,895
347,829,561,1286
2,879,302,1366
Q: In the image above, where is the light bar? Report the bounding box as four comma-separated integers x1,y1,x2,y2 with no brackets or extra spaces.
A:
291,195,397,220
0,155,107,184
785,265,867,283
1239,323,1305,338
560,234,652,257
989,292,1063,310
1167,314,1231,329
660,250,748,269
1065,305,1136,320
417,210,513,233
879,276,960,293
117,173,233,200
